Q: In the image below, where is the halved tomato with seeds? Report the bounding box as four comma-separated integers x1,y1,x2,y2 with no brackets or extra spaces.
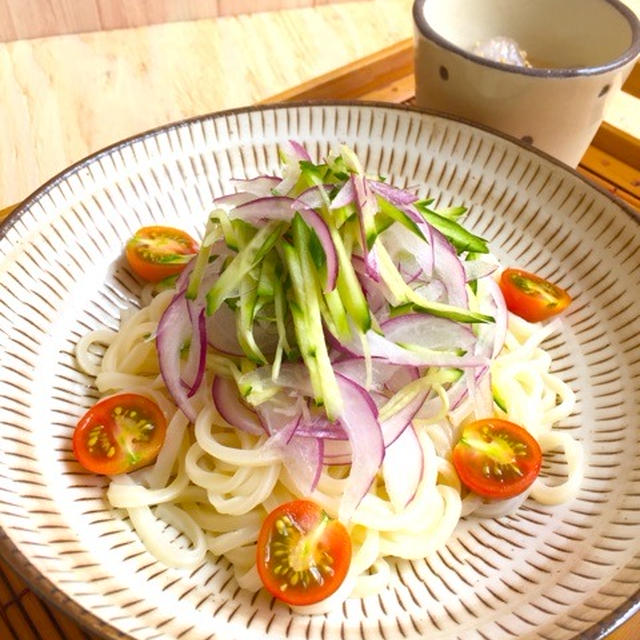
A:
256,499,351,606
125,226,198,282
452,418,542,500
499,268,571,322
73,393,167,475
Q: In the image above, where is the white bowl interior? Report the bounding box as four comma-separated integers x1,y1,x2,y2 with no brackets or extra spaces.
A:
1,104,640,640
420,0,635,68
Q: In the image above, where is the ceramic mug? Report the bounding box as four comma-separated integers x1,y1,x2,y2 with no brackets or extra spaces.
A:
412,0,640,167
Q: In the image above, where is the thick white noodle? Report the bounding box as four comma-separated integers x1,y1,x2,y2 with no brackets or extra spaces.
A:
74,281,583,605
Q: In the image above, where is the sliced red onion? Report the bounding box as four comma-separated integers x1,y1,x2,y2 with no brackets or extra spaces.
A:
206,302,244,357
381,221,434,279
156,294,198,422
330,179,355,209
448,365,489,412
464,260,498,282
322,439,353,466
183,303,207,398
333,358,400,391
282,435,324,495
369,331,486,368
380,387,428,447
482,277,508,359
213,192,256,209
368,180,419,206
286,139,312,161
273,145,304,196
230,195,297,222
335,373,384,520
431,227,469,309
382,424,423,509
229,175,280,196
381,313,477,354
292,184,333,210
229,197,338,292
352,174,381,282
351,254,390,315
299,208,338,292
384,365,420,394
333,327,486,369
211,376,265,436
412,280,447,302
295,417,348,440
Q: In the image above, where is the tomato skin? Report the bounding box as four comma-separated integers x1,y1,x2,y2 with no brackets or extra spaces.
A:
499,268,571,323
452,418,542,500
256,499,351,606
73,393,167,475
125,226,198,282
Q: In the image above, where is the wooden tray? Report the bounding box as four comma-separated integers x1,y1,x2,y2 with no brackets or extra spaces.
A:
1,38,639,640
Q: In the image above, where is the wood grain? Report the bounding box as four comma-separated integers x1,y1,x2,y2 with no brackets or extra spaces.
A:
0,0,367,41
0,0,414,207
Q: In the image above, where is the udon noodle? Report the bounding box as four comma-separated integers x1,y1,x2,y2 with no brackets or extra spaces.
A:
76,273,582,611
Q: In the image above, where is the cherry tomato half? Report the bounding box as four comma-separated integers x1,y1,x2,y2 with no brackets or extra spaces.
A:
256,499,352,606
73,393,167,475
125,226,199,282
452,418,542,500
499,268,571,323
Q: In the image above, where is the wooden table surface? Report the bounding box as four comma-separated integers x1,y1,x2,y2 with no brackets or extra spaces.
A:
0,1,639,639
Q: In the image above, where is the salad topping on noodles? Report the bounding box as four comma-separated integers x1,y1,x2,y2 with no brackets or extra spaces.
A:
74,142,581,610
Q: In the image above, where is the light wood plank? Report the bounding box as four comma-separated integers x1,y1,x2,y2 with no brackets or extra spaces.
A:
0,1,414,206
264,38,413,102
95,0,220,31
581,145,640,195
0,0,368,41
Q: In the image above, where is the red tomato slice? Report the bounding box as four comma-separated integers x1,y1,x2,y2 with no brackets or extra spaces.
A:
125,226,199,282
73,393,167,475
256,499,351,606
499,267,571,323
452,418,542,500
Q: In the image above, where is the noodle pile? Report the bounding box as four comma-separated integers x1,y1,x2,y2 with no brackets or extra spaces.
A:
76,273,582,610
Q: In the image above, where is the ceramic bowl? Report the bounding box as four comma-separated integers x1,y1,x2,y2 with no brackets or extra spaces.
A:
1,102,640,640
412,0,640,166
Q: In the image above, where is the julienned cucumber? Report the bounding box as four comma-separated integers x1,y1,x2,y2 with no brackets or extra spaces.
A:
375,242,493,324
206,220,286,315
196,146,498,419
289,214,343,420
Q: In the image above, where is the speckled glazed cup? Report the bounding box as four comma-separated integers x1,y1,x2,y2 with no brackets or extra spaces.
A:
413,0,640,166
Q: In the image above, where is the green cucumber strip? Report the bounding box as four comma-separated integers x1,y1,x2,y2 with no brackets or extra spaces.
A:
376,196,426,241
282,243,323,403
332,203,356,229
186,214,222,300
375,242,493,324
436,205,467,221
340,144,364,174
206,221,285,315
388,302,414,318
273,265,291,356
395,342,465,358
379,366,462,421
308,227,326,271
414,201,488,254
493,392,507,413
212,208,239,250
236,271,267,364
291,215,343,420
323,287,351,342
329,223,371,332
428,367,464,385
256,254,276,299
